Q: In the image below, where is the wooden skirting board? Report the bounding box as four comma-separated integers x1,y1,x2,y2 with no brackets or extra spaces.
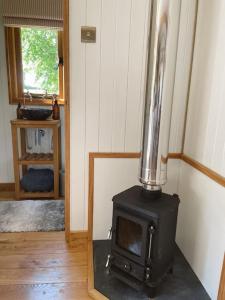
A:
0,183,15,200
69,230,88,243
0,183,15,192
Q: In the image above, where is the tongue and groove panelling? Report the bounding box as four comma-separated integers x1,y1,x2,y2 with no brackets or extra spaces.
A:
69,0,194,230
70,0,150,230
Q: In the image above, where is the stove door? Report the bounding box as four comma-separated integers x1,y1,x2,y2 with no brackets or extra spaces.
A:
112,208,152,266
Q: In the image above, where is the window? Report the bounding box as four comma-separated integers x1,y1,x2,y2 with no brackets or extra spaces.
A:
5,27,64,105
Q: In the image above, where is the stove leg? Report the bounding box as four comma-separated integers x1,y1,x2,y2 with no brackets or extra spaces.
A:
146,286,157,299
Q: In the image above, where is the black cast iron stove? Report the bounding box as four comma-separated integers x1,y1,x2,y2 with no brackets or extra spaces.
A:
107,186,179,297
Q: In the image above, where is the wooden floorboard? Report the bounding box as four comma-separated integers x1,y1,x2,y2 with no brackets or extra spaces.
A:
0,252,87,269
0,239,87,255
0,231,65,241
0,282,91,300
0,232,92,300
0,266,87,285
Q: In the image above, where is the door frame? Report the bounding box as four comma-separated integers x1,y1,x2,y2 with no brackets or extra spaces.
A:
63,0,70,241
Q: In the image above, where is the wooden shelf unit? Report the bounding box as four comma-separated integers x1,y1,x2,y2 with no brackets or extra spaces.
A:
11,119,61,200
19,153,54,165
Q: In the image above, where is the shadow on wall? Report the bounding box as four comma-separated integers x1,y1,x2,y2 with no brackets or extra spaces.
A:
176,162,225,299
185,0,224,162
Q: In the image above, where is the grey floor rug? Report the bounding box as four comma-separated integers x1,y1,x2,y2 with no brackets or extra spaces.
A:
0,200,64,232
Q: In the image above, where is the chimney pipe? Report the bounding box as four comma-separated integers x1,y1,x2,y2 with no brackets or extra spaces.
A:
139,0,173,191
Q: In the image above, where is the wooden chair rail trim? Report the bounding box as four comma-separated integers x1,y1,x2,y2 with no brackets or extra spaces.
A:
88,151,225,242
181,154,225,188
88,151,225,188
89,152,182,160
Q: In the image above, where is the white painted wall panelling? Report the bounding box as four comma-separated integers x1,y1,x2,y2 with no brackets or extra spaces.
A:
110,0,133,152
122,0,149,152
169,0,197,153
70,0,152,230
70,0,186,230
70,0,87,229
179,1,225,298
98,0,116,152
177,161,225,300
184,0,225,177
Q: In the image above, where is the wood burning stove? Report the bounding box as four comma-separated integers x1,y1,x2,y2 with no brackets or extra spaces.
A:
106,0,180,298
107,186,179,297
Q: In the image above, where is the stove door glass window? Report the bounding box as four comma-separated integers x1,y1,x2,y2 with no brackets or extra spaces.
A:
116,216,142,257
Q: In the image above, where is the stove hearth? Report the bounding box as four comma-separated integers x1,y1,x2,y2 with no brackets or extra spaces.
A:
106,186,180,298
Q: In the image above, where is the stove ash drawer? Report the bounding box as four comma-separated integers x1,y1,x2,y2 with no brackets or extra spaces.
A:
111,253,145,282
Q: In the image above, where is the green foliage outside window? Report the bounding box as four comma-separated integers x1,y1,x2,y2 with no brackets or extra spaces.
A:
21,28,59,94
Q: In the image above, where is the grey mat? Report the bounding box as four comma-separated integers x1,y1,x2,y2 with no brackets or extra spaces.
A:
0,200,64,232
93,240,210,300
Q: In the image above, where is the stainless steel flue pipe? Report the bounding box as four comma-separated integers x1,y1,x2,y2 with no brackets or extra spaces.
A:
139,0,173,190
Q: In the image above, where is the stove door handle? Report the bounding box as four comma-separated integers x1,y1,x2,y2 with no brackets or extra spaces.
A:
107,227,112,240
147,225,155,265
105,254,111,268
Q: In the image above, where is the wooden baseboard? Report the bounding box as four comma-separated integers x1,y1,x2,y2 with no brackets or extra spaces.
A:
0,183,15,192
69,230,88,242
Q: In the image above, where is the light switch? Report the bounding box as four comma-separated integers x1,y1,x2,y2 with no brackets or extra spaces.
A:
81,26,96,43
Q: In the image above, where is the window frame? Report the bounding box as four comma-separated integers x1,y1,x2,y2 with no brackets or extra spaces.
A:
5,27,64,106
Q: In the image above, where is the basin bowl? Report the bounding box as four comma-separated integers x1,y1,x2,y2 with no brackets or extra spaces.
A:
21,108,52,120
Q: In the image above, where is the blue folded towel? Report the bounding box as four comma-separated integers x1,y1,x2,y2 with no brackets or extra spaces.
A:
21,168,54,192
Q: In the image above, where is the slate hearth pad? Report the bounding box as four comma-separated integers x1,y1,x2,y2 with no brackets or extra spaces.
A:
93,240,210,300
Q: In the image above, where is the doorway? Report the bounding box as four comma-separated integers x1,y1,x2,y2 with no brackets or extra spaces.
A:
0,0,70,239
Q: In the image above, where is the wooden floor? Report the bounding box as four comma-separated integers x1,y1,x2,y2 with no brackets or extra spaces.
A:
0,232,92,300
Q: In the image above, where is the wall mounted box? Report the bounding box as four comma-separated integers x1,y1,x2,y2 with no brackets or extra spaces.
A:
81,26,96,43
